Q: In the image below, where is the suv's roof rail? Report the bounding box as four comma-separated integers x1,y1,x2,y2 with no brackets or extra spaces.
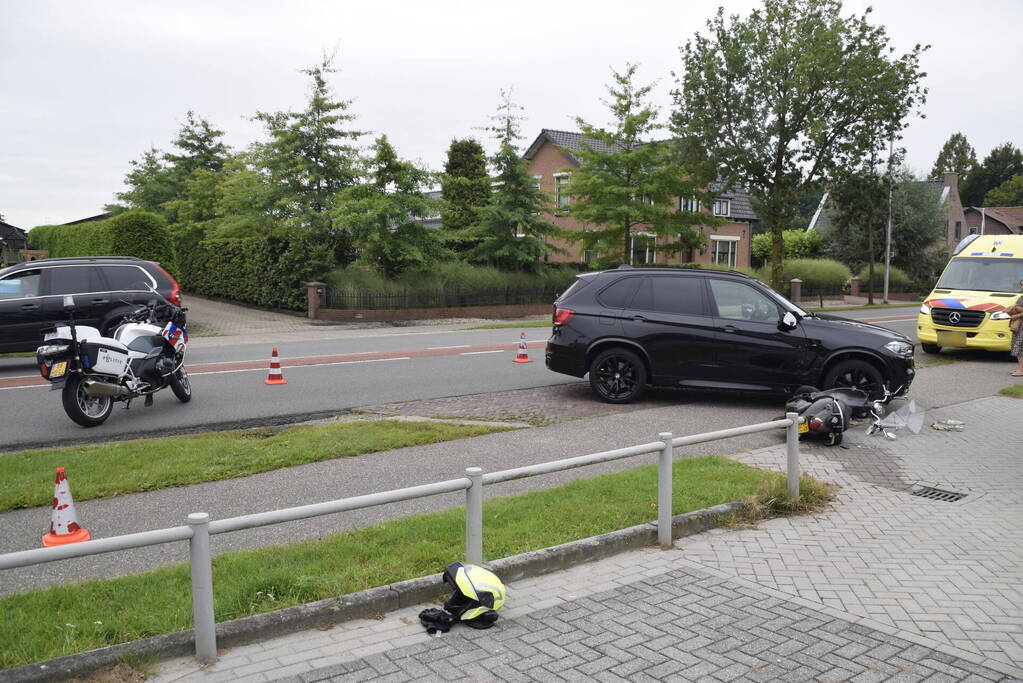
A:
22,256,140,263
603,265,753,279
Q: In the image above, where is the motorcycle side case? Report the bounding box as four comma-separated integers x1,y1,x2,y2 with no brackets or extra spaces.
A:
80,339,130,377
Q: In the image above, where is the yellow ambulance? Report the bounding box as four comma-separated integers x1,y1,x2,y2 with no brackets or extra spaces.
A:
917,235,1023,354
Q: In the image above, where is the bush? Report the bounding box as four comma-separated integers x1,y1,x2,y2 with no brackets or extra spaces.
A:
324,261,580,296
26,211,176,276
758,258,851,294
178,235,332,311
752,229,823,263
856,264,911,290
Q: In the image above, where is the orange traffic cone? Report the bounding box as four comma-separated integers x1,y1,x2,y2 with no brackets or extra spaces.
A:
265,347,288,385
513,331,533,364
42,467,91,547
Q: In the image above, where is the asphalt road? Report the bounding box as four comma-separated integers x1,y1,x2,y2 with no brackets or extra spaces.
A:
0,308,922,452
3,305,1020,595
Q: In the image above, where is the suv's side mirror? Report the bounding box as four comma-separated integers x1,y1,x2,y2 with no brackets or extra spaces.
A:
62,295,76,312
779,311,799,331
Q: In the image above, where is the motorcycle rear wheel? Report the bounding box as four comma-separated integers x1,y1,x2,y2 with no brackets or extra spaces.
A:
169,367,192,403
62,375,114,427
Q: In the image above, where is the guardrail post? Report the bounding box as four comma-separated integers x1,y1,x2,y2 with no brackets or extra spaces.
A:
187,512,217,664
658,432,673,546
465,468,483,565
785,412,800,499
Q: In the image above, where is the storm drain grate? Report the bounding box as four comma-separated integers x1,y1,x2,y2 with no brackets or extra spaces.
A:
911,486,966,502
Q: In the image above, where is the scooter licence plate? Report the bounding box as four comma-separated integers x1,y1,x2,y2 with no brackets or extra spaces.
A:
798,421,809,434
49,361,67,378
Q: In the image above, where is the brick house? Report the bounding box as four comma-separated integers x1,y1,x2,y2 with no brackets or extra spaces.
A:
807,172,968,249
963,206,1023,236
0,219,29,266
523,129,757,268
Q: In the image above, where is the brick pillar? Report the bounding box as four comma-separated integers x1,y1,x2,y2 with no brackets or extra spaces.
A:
849,276,861,298
789,278,802,303
306,282,326,320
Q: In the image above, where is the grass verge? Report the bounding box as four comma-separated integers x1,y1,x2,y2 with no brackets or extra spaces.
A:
0,420,515,513
0,455,833,670
462,320,551,330
999,384,1023,398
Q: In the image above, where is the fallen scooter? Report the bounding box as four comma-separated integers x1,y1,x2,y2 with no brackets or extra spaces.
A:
785,384,924,445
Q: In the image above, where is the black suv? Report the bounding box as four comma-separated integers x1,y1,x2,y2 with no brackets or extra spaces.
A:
0,256,181,353
545,266,914,403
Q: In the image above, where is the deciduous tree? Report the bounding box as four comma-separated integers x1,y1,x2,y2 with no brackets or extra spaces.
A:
671,0,928,290
960,142,1023,207
565,64,713,267
929,132,976,180
983,173,1023,207
333,135,447,277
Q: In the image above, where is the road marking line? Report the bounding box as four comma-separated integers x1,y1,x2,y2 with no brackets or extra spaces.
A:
460,350,504,355
428,345,471,350
197,357,412,376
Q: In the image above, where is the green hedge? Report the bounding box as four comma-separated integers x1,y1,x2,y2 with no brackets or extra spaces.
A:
178,236,331,311
758,258,852,292
856,264,911,289
27,211,177,276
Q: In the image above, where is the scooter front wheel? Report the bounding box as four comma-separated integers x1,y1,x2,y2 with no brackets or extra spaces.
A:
62,375,113,427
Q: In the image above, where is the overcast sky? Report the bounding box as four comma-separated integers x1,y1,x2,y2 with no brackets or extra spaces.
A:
2,0,1020,229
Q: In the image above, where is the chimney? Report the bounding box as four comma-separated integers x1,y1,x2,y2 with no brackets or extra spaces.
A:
943,172,958,191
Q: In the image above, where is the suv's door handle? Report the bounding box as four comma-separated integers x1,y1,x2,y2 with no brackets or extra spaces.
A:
90,297,108,304
631,315,647,322
20,303,39,311
722,324,738,333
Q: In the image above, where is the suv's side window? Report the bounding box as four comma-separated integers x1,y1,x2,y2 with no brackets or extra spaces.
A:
0,270,42,299
103,265,152,291
708,279,779,324
597,277,641,308
47,266,106,296
643,276,706,315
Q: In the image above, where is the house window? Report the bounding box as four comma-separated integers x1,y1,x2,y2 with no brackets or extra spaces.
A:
954,221,962,239
630,233,655,265
554,174,570,210
679,197,700,212
969,226,978,235
712,199,730,217
710,235,738,267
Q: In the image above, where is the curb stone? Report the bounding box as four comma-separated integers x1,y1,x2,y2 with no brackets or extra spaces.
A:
0,502,741,683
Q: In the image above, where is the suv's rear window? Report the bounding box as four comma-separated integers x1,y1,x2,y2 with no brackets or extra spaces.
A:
596,277,641,308
103,265,153,291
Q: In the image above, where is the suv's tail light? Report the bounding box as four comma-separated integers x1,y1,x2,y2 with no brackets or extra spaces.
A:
149,261,181,306
553,308,575,325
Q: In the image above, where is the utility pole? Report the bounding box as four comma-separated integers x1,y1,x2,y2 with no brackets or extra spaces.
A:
883,137,894,304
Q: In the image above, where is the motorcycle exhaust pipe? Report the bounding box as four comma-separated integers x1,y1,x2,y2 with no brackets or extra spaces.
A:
82,379,131,398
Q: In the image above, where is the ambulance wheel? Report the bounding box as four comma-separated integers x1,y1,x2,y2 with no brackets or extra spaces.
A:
921,343,941,354
62,375,113,427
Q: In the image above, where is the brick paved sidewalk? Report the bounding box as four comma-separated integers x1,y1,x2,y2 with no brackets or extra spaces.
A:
151,395,1023,682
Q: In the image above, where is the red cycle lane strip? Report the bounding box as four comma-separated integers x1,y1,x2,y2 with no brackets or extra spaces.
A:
0,340,548,390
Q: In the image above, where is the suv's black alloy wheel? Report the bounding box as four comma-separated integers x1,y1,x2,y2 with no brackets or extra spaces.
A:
589,348,647,404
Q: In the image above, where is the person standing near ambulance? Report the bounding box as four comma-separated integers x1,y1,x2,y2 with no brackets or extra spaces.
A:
1010,279,1023,377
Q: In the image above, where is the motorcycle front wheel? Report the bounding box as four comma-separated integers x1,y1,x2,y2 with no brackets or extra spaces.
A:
169,367,192,403
62,375,113,427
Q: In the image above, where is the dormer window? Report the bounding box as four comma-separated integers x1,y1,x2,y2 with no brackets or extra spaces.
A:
712,199,730,217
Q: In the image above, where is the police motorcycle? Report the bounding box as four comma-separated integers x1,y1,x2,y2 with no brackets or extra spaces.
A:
36,293,191,427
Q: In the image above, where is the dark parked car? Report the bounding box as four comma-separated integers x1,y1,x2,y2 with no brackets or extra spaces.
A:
545,266,914,403
0,256,181,353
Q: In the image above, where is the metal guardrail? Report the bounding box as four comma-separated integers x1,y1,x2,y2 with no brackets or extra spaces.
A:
0,414,801,664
